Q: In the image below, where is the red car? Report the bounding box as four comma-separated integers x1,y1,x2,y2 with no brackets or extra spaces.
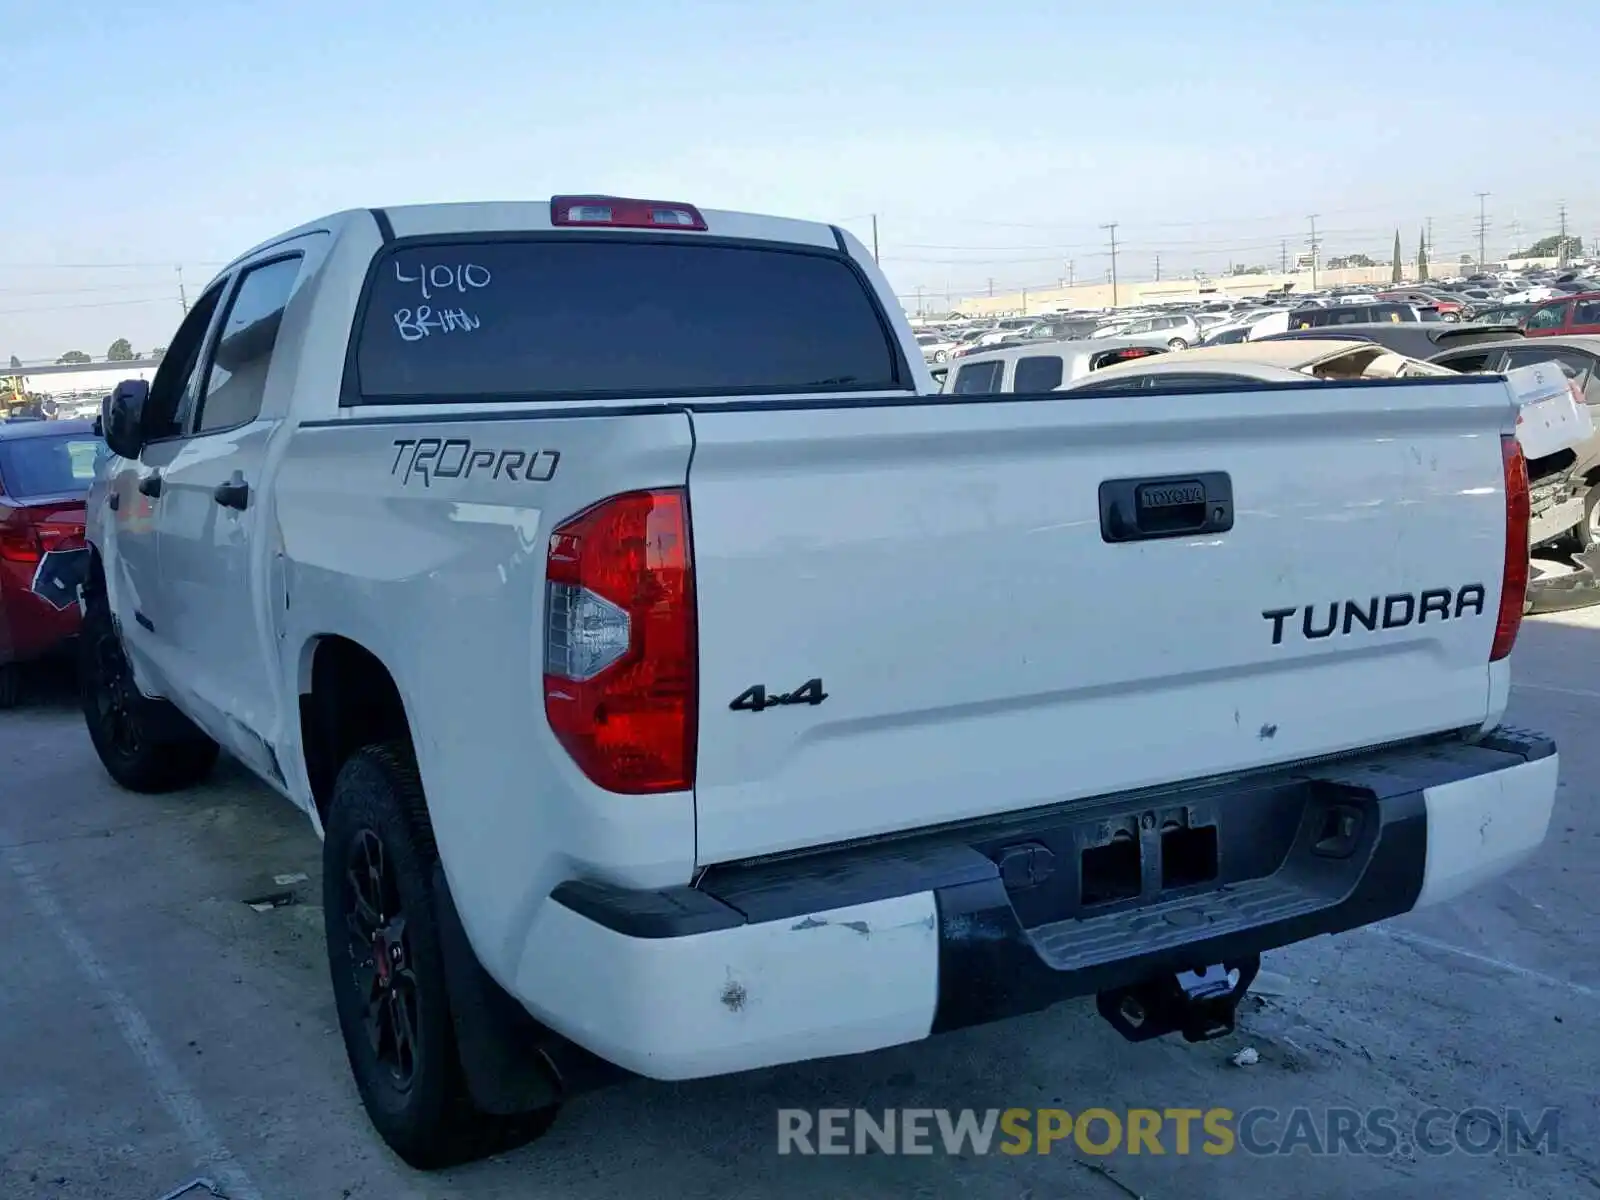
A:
0,418,104,707
1525,291,1600,338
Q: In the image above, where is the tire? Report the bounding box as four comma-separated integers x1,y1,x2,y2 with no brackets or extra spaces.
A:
1167,337,1188,350
933,349,948,363
324,743,557,1169
79,588,218,793
0,664,18,710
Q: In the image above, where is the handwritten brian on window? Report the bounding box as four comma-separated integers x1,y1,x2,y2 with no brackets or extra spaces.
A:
391,259,492,342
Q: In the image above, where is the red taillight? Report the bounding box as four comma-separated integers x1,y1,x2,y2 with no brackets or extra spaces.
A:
0,526,40,563
550,195,708,232
0,518,82,564
543,489,697,793
1492,435,1529,662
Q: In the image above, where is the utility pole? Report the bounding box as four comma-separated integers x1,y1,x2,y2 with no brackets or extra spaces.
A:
1510,214,1523,258
1280,239,1287,274
1101,222,1119,307
176,265,188,314
915,285,923,316
1066,259,1075,287
870,215,880,265
1558,202,1570,266
1427,216,1434,258
1155,252,1161,282
987,277,994,298
1475,192,1490,270
1307,215,1320,290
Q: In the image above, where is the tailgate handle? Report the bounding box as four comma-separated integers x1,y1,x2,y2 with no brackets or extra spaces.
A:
1099,472,1233,543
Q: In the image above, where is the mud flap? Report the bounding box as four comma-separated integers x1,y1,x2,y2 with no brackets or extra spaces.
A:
431,864,628,1114
1096,955,1260,1043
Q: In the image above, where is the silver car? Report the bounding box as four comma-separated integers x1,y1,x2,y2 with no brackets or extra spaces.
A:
1089,313,1204,350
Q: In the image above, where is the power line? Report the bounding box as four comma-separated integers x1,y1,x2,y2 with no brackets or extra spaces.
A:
0,260,226,270
0,282,180,297
0,295,172,316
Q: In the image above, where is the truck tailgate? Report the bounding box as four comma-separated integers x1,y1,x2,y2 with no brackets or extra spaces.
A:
686,378,1515,865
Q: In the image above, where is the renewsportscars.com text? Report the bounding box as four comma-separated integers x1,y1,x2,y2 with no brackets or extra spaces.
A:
777,1106,1559,1158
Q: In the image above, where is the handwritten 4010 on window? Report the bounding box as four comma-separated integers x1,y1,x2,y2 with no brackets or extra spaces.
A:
390,258,492,343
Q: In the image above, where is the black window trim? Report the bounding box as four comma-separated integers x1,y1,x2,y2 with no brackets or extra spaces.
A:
139,278,235,454
187,250,306,440
338,231,914,407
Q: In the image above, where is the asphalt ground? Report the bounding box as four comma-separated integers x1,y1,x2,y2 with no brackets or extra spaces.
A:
2,609,1598,1199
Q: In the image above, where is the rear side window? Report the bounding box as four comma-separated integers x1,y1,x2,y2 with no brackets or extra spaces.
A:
1434,351,1499,374
951,360,1004,393
1574,300,1600,326
197,256,301,433
1013,355,1064,391
1504,349,1594,386
0,433,107,500
353,238,902,401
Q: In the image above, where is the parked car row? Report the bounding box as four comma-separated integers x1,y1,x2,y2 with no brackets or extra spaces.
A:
911,262,1600,368
942,310,1600,576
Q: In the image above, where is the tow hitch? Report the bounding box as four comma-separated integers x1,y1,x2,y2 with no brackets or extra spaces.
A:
1096,955,1260,1043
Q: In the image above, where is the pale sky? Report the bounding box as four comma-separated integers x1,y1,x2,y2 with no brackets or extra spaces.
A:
2,0,1594,362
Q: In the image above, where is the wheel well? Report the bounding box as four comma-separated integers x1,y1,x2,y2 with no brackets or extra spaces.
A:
300,636,411,821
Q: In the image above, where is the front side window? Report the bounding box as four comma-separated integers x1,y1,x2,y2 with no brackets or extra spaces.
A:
143,283,227,441
196,256,302,433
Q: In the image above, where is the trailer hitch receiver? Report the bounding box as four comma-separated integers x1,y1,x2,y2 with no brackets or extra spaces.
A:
1096,955,1261,1043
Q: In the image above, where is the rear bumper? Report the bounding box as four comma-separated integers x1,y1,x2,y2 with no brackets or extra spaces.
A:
0,573,82,664
514,727,1557,1081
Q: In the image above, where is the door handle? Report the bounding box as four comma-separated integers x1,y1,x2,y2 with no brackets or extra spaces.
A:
138,473,163,498
1099,472,1234,543
213,472,250,511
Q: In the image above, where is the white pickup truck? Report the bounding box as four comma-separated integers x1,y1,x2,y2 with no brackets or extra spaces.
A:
82,196,1558,1169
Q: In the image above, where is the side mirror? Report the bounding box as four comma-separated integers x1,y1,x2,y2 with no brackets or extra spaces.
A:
103,379,151,459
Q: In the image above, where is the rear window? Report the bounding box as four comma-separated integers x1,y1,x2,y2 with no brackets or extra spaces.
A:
353,238,903,401
951,360,1004,393
1013,355,1064,391
0,432,106,500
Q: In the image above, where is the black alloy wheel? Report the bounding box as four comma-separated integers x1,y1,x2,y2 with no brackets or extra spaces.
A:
342,827,423,1093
